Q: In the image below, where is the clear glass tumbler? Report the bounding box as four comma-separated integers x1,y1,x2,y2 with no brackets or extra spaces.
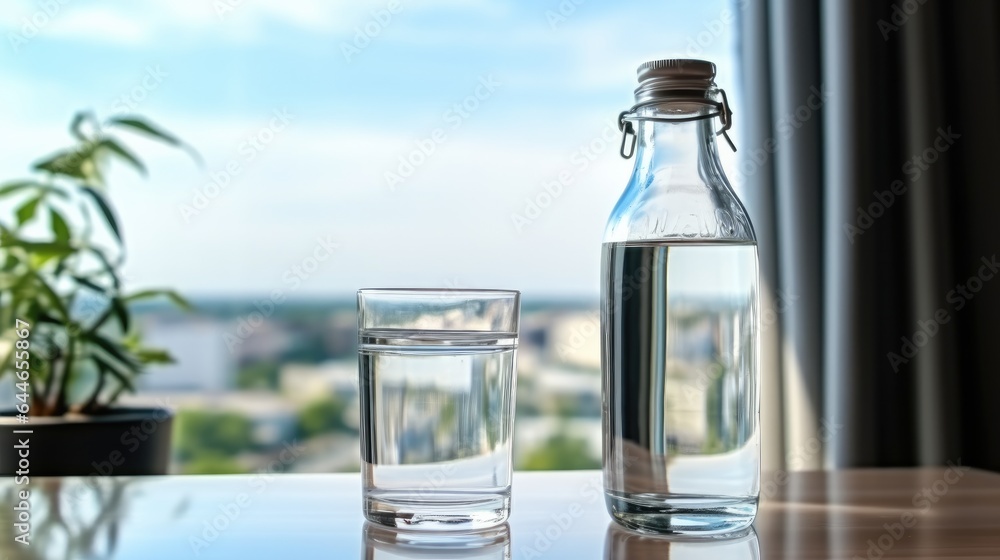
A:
358,289,520,531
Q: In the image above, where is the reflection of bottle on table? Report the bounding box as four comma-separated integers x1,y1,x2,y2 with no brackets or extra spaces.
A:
603,522,760,560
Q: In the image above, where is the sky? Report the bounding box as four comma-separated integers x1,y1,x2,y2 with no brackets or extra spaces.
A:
0,0,740,301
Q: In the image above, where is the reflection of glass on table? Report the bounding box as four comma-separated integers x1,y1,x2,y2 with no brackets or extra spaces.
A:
363,522,511,560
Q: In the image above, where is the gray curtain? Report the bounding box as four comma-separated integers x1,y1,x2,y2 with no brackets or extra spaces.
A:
740,0,1000,471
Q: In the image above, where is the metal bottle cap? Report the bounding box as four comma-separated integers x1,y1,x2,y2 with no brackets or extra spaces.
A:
618,58,735,158
634,59,717,104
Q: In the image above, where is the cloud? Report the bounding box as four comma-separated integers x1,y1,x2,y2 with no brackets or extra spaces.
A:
46,6,150,44
0,0,510,47
0,105,626,296
0,0,741,296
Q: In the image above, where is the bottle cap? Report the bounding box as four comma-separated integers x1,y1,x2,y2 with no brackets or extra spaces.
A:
634,59,717,104
618,58,735,157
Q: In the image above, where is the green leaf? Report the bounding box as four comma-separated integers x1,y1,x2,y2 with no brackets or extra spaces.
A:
33,310,64,325
92,355,135,392
70,111,96,141
99,138,147,176
50,208,71,243
33,144,99,182
0,274,19,291
80,186,122,243
84,331,140,371
111,297,129,331
15,196,42,225
165,291,193,311
28,270,70,321
0,181,69,199
107,116,203,166
28,250,61,269
126,289,192,311
107,116,180,146
135,347,174,365
3,238,74,259
0,270,31,293
1,253,18,271
53,255,69,276
85,246,121,290
71,275,105,293
0,181,34,197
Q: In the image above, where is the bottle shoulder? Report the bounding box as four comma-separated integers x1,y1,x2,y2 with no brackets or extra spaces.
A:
603,176,756,243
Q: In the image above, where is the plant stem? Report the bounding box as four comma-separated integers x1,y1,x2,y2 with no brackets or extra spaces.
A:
27,371,43,409
53,337,75,415
106,382,127,406
39,357,58,415
80,367,105,414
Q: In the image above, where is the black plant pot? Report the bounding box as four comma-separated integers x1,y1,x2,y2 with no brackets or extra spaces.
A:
0,407,173,477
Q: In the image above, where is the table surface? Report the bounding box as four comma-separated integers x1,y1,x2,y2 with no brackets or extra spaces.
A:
1,467,998,559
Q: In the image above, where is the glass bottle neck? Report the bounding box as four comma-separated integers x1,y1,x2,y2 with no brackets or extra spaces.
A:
605,90,754,243
628,109,724,189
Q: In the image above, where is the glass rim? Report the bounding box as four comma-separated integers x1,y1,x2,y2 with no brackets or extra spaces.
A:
357,288,520,297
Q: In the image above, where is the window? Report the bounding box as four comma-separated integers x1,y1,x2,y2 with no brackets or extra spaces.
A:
0,0,740,474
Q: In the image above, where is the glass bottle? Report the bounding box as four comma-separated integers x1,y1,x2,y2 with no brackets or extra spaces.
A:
601,59,759,535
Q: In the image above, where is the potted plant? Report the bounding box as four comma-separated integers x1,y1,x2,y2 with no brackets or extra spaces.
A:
0,112,195,476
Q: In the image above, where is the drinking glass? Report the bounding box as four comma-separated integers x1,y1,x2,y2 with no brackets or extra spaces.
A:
358,288,520,531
